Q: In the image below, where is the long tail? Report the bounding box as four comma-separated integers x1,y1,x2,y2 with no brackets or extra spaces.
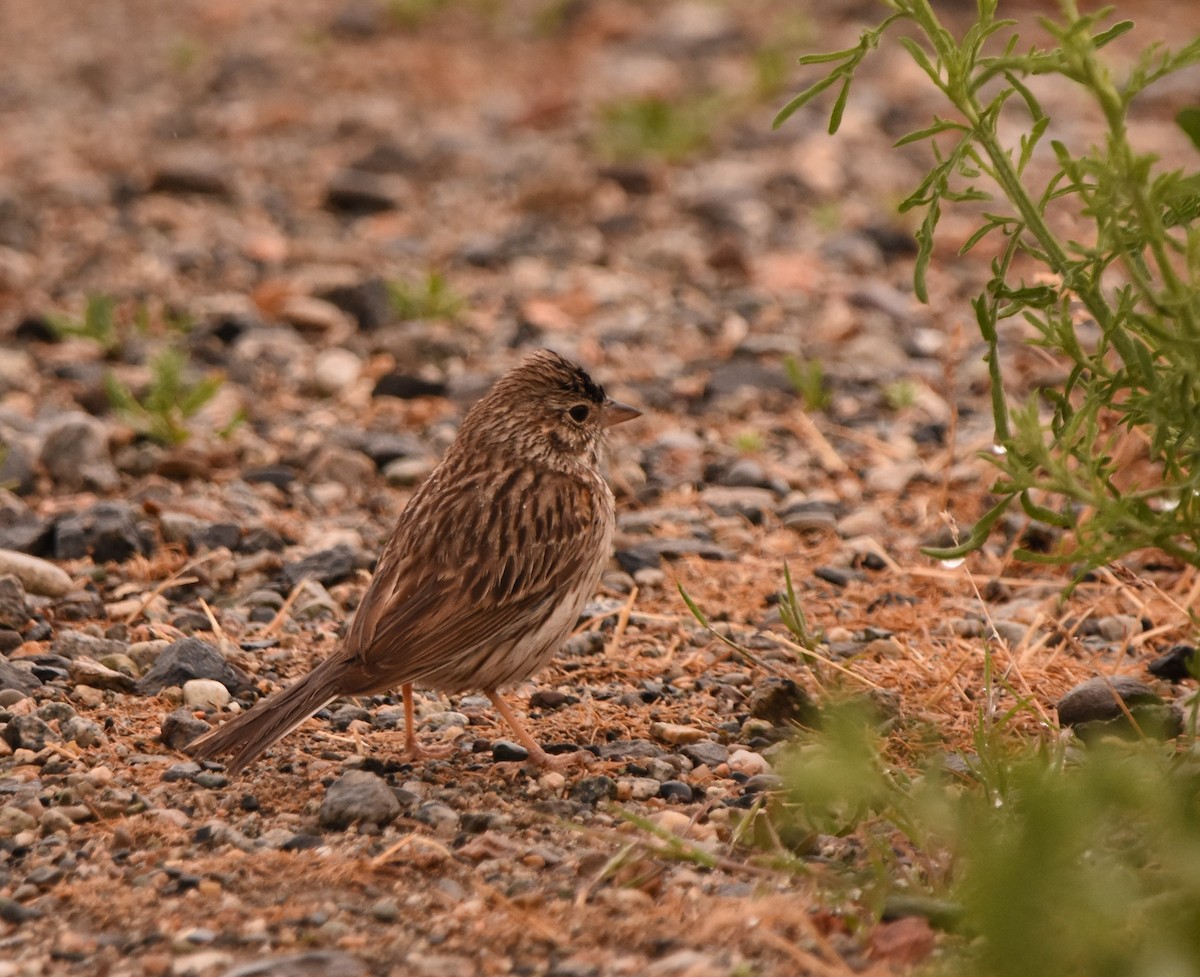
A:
187,659,345,775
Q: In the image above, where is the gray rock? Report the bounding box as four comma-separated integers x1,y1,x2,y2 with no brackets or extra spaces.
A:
324,169,403,214
137,638,252,696
281,543,359,589
83,502,151,563
51,630,129,661
148,150,234,197
569,776,618,806
0,659,40,695
0,574,27,629
319,277,392,332
38,413,118,492
1056,675,1182,741
679,741,729,768
2,715,56,751
412,801,460,835
747,678,819,728
318,771,401,830
0,440,34,496
60,716,103,748
162,762,202,782
161,707,211,751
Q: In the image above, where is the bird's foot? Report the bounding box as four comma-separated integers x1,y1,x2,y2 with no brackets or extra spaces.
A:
405,738,456,761
527,747,594,770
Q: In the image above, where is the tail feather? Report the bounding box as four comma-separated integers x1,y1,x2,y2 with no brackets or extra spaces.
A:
188,663,343,775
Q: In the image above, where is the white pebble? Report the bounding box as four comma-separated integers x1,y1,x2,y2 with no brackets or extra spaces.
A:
313,347,362,396
183,679,231,711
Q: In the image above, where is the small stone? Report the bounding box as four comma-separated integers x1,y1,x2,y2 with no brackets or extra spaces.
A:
0,575,28,629
163,762,202,782
412,801,460,836
319,771,401,830
528,690,574,711
649,722,708,745
281,543,359,588
2,715,55,751
148,150,234,197
370,898,400,923
569,776,618,806
184,678,232,711
728,750,770,776
0,805,38,837
0,659,40,695
0,550,72,597
313,348,362,396
161,707,212,751
39,413,118,492
320,276,392,332
371,372,448,400
52,630,128,661
619,777,661,801
324,168,404,214
66,658,136,692
1147,645,1199,682
137,637,252,696
743,774,784,794
1095,615,1142,643
60,716,103,748
1056,676,1182,741
680,741,728,768
492,740,529,763
658,780,693,803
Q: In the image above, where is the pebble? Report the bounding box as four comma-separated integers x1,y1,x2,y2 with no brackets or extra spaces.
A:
658,780,693,803
679,741,729,768
1,715,55,751
1056,676,1182,742
649,722,708,745
313,348,363,396
184,678,232,711
617,777,661,801
318,770,401,830
412,801,460,837
492,740,529,762
0,659,40,695
60,716,103,747
67,658,136,692
1147,645,1198,682
38,413,118,492
569,776,618,806
727,750,770,776
0,549,72,597
649,810,715,842
160,707,212,751
746,678,818,728
1095,615,1142,643
0,575,28,629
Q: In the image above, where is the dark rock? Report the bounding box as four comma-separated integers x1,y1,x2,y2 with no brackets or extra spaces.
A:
413,801,459,834
492,740,529,762
779,501,838,533
148,151,234,197
619,539,736,565
1148,645,1199,682
615,547,661,574
281,543,359,589
189,523,242,553
360,432,425,469
0,512,53,554
324,169,401,215
162,761,202,782
0,629,22,654
705,361,795,399
0,440,34,496
85,502,148,563
161,708,212,751
319,277,392,332
569,776,618,806
195,771,229,789
329,704,371,730
14,315,58,343
50,590,105,622
746,678,819,729
371,372,448,400
1056,676,1183,741
38,413,118,492
680,741,728,768
329,0,382,38
0,659,40,695
658,780,693,803
814,566,857,588
239,526,286,553
0,897,42,924
137,638,252,696
242,465,296,489
319,771,402,830
742,774,784,793
2,714,56,751
0,574,28,629
171,611,213,633
52,515,87,560
597,164,656,195
529,689,575,711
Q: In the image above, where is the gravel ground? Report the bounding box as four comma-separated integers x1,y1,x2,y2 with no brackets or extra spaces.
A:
1,2,1199,975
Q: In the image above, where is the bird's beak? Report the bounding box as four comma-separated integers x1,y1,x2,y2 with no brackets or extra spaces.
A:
601,398,642,428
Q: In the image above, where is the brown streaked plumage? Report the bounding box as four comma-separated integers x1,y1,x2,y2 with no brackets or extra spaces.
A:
189,349,640,774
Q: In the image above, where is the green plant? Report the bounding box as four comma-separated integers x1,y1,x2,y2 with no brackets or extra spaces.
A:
784,355,831,411
775,0,1200,577
732,429,764,453
104,347,225,445
883,378,918,411
388,272,464,321
777,705,1200,976
595,95,720,163
47,295,121,351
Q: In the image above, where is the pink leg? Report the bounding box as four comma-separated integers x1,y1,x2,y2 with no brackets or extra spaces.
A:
486,690,589,769
403,683,454,760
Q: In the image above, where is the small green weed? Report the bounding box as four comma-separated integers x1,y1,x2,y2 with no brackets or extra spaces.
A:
595,95,720,163
732,430,764,454
882,378,918,411
389,272,464,321
48,295,121,351
783,355,831,411
104,347,225,445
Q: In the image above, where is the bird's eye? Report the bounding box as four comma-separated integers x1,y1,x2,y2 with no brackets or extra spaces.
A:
568,404,590,423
